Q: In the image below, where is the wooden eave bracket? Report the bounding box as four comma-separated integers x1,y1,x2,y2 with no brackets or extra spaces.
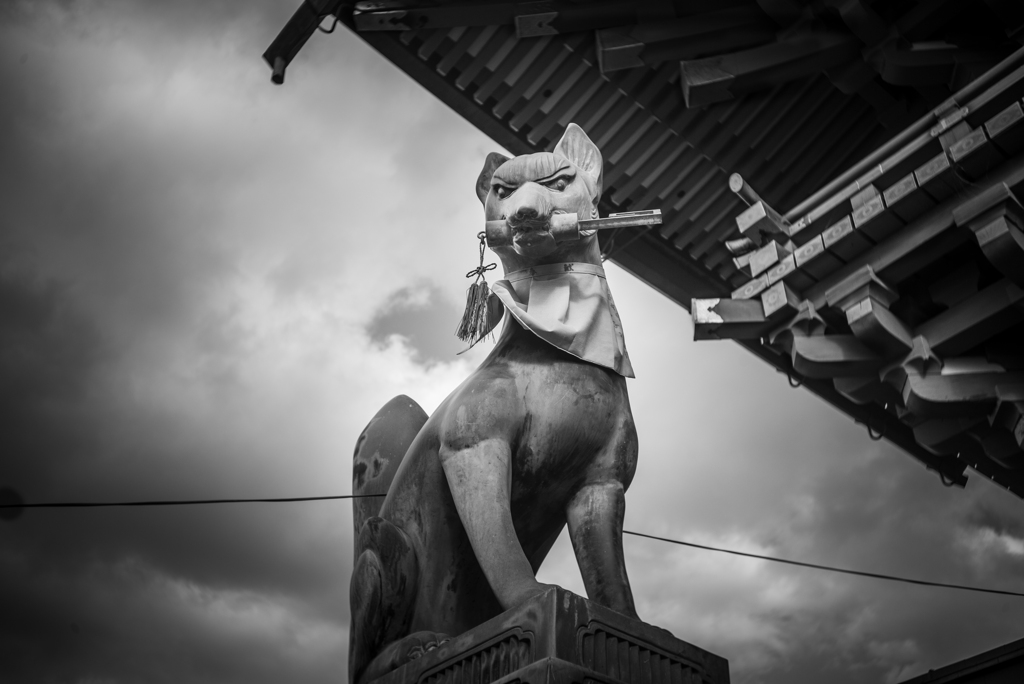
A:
953,183,1024,288
766,300,827,357
790,334,883,379
880,335,942,388
823,265,898,312
846,298,914,358
824,256,915,360
902,371,1024,420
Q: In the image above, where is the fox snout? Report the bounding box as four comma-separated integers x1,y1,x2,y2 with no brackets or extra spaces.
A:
504,186,552,234
507,206,549,234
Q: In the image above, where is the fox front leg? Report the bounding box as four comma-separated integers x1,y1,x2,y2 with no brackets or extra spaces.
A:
439,435,553,609
566,481,638,619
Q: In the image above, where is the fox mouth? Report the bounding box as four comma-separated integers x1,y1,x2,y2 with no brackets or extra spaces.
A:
507,214,550,235
508,215,552,251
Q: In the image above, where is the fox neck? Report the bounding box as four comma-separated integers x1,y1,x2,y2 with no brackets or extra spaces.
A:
495,234,602,274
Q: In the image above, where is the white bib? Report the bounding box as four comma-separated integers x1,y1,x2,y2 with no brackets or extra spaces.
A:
490,262,634,378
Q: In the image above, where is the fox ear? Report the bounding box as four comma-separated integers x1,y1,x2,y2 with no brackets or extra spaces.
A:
476,152,510,205
553,123,603,201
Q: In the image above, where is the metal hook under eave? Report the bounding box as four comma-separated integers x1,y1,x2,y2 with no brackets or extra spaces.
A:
788,373,801,388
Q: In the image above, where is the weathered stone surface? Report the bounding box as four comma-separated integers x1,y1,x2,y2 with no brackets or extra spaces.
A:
350,125,646,684
367,588,730,684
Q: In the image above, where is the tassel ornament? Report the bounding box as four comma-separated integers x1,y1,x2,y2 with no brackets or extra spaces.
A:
456,232,499,347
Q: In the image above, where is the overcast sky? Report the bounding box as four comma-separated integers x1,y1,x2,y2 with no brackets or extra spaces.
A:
2,2,1024,683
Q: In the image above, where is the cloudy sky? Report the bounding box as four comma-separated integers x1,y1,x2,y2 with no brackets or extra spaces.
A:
2,2,1024,683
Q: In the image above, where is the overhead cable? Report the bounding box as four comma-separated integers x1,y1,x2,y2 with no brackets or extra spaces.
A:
3,494,1023,598
624,530,1024,598
0,493,384,509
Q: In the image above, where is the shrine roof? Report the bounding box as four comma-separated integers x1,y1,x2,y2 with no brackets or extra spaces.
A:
266,1,1024,496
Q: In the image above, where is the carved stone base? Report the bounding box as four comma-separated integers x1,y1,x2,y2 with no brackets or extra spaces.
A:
366,588,730,684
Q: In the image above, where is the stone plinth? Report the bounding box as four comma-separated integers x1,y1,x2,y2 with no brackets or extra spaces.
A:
367,588,729,684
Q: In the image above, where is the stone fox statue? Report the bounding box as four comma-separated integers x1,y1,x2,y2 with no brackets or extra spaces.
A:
349,124,638,684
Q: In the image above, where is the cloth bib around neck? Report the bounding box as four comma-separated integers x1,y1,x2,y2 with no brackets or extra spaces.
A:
490,262,634,378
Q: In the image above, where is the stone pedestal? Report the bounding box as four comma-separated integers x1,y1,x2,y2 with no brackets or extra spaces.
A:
367,588,730,684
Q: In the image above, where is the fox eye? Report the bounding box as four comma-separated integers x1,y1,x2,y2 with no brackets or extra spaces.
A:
544,176,572,192
493,185,514,199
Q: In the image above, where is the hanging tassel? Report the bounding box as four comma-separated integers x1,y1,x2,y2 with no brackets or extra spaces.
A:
456,232,498,346
456,280,492,344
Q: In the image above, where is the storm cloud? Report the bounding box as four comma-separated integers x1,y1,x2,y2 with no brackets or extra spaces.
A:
2,2,1023,683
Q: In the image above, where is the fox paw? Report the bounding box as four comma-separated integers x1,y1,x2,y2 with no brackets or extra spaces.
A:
363,631,453,682
405,632,452,660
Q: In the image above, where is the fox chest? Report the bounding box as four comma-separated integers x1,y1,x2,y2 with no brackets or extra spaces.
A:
508,363,634,490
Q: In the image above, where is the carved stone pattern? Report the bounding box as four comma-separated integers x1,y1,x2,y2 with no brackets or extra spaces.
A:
419,633,533,684
578,624,704,684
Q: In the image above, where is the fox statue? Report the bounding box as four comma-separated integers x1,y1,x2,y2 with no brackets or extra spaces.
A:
349,124,639,684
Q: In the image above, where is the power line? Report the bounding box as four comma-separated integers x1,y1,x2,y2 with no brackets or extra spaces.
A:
2,493,1023,599
624,530,1024,599
0,494,384,509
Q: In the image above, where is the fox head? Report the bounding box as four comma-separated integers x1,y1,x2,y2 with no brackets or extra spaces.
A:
476,124,603,270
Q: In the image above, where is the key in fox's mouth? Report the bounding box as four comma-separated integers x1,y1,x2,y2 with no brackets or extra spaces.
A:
507,215,550,235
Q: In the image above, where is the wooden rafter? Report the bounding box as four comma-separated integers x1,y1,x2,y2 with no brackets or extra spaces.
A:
680,31,860,107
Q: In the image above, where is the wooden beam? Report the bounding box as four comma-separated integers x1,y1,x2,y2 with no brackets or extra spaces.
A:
691,297,766,340
353,1,644,35
914,150,957,203
736,201,790,244
833,375,902,406
949,126,1004,180
355,4,518,31
986,101,1024,157
732,274,770,300
792,233,844,280
822,215,874,262
928,261,980,309
915,279,1024,356
767,253,816,291
805,154,1024,308
851,185,903,243
595,7,775,73
262,0,341,84
913,416,988,455
791,335,884,378
761,280,801,322
746,240,792,277
680,31,860,107
883,172,935,223
966,61,1024,125
867,43,996,87
902,370,1024,419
